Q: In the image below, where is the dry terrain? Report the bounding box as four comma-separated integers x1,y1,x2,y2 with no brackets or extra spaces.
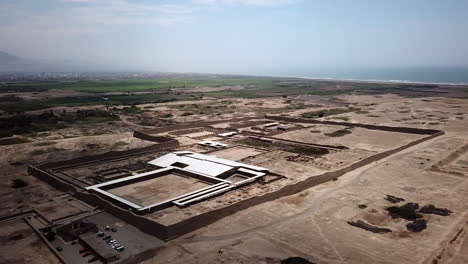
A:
1,82,468,264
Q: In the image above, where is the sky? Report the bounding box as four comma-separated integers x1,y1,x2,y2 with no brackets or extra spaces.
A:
0,0,467,74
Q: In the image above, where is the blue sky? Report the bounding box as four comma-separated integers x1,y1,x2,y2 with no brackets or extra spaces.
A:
0,0,467,74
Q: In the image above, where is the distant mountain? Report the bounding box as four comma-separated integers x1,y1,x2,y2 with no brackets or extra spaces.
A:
0,50,126,73
0,51,43,72
0,51,97,72
0,51,20,64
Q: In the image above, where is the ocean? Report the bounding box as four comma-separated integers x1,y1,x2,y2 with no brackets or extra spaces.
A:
269,66,468,85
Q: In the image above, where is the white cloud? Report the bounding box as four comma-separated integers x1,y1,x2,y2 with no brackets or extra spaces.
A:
0,0,195,60
64,0,194,24
0,0,297,61
59,0,99,2
195,0,296,6
0,0,194,42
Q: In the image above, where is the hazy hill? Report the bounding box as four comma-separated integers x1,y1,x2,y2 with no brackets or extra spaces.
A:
0,51,134,73
0,51,85,72
0,51,20,64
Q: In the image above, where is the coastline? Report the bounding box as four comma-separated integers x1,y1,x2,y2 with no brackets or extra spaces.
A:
296,76,468,86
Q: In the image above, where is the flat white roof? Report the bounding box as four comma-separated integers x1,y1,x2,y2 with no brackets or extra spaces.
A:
218,132,237,137
149,152,231,177
198,140,228,148
148,151,268,177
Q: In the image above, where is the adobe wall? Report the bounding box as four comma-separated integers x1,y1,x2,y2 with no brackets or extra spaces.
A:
38,137,179,171
28,166,79,194
265,115,441,135
433,143,468,168
141,117,261,134
75,192,169,239
28,127,444,241
255,135,349,150
28,165,170,239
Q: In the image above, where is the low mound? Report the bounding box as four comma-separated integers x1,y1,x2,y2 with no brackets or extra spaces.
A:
281,257,315,264
348,220,392,234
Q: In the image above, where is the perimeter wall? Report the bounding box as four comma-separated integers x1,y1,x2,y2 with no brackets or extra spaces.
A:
29,126,444,240
265,115,441,135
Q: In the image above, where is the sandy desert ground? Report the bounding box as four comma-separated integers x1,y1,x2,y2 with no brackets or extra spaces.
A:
1,91,467,264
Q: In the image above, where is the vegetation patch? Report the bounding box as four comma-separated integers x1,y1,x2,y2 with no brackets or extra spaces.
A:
34,141,57,147
30,147,65,156
0,110,118,138
0,94,178,114
0,77,435,114
386,203,423,220
0,100,54,113
358,204,368,209
0,95,23,103
113,105,143,115
385,195,405,203
0,112,65,138
281,257,315,264
159,113,173,118
181,112,194,116
406,219,427,232
11,179,28,188
0,137,32,145
419,205,453,216
324,128,352,137
75,109,119,123
348,220,392,234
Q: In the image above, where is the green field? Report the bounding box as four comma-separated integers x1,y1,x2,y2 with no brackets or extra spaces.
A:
0,75,438,114
0,110,119,138
0,76,318,113
0,137,32,145
0,94,187,113
0,77,280,93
